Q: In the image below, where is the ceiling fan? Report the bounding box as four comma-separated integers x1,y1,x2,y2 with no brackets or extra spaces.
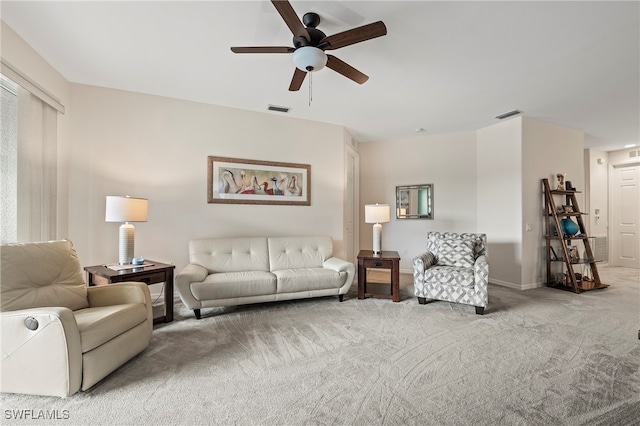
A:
230,0,387,91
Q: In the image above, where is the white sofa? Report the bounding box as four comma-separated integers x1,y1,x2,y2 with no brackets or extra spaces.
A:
176,236,355,319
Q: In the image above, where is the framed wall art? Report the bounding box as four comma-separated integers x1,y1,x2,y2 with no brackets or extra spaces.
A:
207,156,311,205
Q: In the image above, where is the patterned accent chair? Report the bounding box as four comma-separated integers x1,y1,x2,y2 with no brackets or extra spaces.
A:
413,232,488,314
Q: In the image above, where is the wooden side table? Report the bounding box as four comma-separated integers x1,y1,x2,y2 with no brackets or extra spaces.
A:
357,250,401,302
84,261,175,323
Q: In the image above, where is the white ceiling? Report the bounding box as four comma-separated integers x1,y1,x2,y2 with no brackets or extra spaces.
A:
2,1,638,151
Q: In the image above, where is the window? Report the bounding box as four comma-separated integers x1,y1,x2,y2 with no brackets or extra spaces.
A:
1,76,18,242
0,69,60,243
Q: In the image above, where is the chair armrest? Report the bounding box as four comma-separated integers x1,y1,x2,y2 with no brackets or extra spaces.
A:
474,255,489,288
412,251,437,274
175,264,209,309
323,257,356,291
87,282,152,334
0,307,82,397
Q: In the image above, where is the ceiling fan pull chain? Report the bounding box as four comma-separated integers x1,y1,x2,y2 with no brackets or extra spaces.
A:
309,71,312,106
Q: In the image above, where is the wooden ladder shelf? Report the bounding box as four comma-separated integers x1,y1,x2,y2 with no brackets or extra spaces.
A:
542,178,608,293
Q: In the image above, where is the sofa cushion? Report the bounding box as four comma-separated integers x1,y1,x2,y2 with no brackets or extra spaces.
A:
74,303,147,353
1,240,89,312
191,271,277,300
437,239,475,268
273,268,347,293
189,238,270,273
425,266,475,287
268,237,333,271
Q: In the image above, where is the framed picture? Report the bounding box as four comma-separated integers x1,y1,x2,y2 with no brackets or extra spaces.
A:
550,246,558,260
207,156,310,205
563,205,574,213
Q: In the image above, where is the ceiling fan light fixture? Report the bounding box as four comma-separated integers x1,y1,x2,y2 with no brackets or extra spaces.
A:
293,46,327,72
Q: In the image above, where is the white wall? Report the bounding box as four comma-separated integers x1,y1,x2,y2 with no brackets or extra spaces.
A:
522,117,584,288
477,117,523,287
68,84,350,269
358,132,478,272
584,149,609,237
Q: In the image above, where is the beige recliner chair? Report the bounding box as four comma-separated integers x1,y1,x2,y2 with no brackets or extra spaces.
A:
1,240,153,397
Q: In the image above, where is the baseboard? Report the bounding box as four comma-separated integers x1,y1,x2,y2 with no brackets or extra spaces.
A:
490,279,545,291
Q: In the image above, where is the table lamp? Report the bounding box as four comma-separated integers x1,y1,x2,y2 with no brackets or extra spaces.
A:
365,203,390,255
105,195,148,265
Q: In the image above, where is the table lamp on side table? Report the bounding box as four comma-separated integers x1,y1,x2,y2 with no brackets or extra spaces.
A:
365,203,390,256
105,195,148,265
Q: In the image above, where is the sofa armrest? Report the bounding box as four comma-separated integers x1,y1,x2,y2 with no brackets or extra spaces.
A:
0,307,82,397
323,257,356,290
87,282,153,334
175,264,209,309
412,251,437,275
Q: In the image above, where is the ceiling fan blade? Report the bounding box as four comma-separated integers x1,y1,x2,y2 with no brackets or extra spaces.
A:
271,0,310,43
326,55,369,84
231,46,295,54
320,21,387,50
289,68,307,91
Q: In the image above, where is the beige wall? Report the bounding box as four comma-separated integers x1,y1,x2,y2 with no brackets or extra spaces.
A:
477,117,523,287
584,149,609,237
69,84,350,268
522,118,584,288
358,131,478,272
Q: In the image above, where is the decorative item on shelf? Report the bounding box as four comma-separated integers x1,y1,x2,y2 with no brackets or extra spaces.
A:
562,205,574,213
365,203,390,256
105,195,148,265
569,246,580,263
560,217,579,236
556,172,566,190
565,180,576,191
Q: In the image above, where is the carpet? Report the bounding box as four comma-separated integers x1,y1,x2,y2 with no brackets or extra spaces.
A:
1,266,639,425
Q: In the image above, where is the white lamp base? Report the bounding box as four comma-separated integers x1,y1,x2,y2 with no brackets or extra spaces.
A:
372,222,382,255
119,222,135,265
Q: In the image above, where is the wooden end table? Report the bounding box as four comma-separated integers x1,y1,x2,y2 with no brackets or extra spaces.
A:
84,261,175,323
357,250,401,302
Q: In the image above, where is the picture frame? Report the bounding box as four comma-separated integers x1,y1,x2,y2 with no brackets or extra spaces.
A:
550,246,558,261
207,156,311,205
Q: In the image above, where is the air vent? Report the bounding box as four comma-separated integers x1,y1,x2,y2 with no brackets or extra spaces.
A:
267,104,291,113
495,109,522,120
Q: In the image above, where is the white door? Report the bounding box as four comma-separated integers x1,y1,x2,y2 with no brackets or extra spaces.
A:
611,163,640,268
344,146,359,264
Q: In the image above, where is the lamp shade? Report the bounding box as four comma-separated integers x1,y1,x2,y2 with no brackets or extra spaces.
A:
365,204,390,224
105,196,148,222
293,46,327,72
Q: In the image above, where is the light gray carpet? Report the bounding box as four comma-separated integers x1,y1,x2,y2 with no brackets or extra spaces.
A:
2,266,639,425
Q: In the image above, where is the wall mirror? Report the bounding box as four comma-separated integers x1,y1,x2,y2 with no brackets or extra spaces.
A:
396,184,434,219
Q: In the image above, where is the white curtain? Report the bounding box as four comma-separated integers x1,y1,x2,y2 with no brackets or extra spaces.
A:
16,87,58,242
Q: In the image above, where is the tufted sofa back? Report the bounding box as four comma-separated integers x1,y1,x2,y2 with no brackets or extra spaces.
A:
189,237,270,273
267,237,333,271
1,240,89,312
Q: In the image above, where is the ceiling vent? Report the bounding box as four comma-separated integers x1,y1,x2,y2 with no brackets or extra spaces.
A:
267,104,291,113
495,109,522,120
